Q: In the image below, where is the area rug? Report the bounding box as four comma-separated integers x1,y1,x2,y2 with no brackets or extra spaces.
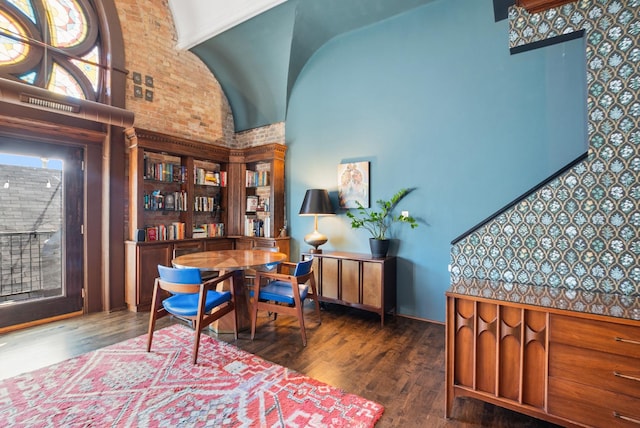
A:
0,324,383,427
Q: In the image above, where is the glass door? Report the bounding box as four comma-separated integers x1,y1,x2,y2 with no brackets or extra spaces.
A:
0,140,84,328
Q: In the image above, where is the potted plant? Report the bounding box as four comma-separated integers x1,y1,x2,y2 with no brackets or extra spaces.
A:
346,188,418,257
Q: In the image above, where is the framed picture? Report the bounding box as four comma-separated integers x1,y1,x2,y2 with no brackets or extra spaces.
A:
338,161,369,208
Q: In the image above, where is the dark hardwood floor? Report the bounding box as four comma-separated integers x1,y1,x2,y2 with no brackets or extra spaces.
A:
0,304,560,427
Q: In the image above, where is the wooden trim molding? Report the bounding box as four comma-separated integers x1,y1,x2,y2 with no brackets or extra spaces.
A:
516,0,576,14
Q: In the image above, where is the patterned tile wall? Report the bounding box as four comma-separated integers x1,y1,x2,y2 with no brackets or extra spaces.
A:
450,1,639,311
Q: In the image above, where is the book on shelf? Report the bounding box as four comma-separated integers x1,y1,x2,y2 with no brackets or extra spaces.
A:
192,225,207,239
144,152,183,183
194,160,222,186
244,216,268,237
204,171,220,186
245,170,269,187
146,222,185,241
146,227,157,241
193,223,225,238
194,195,219,212
144,190,188,211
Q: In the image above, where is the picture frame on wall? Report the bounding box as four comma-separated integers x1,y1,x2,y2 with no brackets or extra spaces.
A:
338,161,369,208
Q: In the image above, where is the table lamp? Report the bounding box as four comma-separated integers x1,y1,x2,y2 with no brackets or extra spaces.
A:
299,189,334,253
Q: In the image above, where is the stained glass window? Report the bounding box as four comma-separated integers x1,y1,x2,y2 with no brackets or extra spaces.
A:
0,0,102,101
0,11,29,64
7,0,36,24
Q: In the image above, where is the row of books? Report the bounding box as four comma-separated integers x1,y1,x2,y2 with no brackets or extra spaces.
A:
195,168,227,187
144,154,186,183
194,196,220,212
145,222,186,241
144,190,188,211
192,223,225,238
246,170,269,187
244,215,271,238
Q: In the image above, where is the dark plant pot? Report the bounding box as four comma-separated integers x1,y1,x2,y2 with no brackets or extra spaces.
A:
369,238,390,258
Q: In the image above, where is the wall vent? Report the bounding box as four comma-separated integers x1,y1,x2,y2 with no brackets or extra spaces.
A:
20,94,80,113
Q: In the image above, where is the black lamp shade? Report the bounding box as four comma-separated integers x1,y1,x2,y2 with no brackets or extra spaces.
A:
299,189,334,215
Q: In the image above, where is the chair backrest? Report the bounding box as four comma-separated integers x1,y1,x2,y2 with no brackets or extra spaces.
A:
293,258,313,277
158,265,202,285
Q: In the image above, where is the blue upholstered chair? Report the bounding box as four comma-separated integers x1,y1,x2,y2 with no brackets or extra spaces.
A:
147,265,237,364
250,258,321,346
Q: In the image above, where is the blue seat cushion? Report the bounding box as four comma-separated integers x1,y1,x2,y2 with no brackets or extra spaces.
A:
163,290,231,317
258,280,308,305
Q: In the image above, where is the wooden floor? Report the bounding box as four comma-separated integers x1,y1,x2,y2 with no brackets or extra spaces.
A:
0,304,560,427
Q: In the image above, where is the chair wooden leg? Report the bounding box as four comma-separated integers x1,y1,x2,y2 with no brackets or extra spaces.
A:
313,297,322,324
192,330,202,365
192,313,205,364
296,303,307,346
232,307,238,340
251,302,258,340
147,281,162,352
310,280,322,324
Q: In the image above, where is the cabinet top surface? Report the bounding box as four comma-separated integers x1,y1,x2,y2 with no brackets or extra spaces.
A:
302,251,395,262
448,278,640,323
172,249,287,271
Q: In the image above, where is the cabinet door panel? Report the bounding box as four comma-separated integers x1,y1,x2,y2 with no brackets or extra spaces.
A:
499,306,522,401
454,298,475,388
522,310,547,408
341,260,360,303
321,258,339,299
476,302,497,394
234,238,253,250
205,239,233,251
173,241,204,257
138,245,172,308
362,262,382,307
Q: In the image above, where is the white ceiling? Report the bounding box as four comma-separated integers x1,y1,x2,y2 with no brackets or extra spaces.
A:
167,0,286,50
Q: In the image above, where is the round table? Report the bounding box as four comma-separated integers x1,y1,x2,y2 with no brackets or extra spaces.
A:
172,249,287,272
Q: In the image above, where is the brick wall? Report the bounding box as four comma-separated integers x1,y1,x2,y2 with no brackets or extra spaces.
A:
236,122,286,148
114,0,235,145
114,2,288,239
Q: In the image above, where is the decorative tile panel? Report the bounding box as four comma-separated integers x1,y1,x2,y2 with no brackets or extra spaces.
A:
450,0,640,319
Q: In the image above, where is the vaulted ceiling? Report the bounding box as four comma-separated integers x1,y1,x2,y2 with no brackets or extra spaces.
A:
168,0,436,131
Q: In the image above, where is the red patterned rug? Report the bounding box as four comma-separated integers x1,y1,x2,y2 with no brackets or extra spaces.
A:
0,324,383,427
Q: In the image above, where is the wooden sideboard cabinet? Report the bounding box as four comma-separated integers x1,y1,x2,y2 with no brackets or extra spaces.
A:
303,251,396,326
446,292,640,427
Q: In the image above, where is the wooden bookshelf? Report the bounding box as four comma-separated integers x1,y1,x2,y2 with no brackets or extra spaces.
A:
124,128,289,311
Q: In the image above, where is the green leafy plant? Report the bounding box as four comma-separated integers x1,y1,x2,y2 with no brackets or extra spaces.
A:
346,188,418,240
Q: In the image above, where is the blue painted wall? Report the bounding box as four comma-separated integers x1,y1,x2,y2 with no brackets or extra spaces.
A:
284,0,587,322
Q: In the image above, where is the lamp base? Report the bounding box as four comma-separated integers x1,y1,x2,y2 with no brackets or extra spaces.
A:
304,230,327,253
308,248,323,254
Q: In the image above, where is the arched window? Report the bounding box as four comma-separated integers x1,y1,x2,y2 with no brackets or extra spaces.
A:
0,0,103,101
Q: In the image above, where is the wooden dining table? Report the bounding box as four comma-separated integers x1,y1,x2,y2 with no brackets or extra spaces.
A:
172,249,287,332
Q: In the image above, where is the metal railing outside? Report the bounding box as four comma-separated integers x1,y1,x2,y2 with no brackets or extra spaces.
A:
0,230,62,303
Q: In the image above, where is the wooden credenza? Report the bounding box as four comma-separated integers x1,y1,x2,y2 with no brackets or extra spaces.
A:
446,292,640,427
302,251,396,326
